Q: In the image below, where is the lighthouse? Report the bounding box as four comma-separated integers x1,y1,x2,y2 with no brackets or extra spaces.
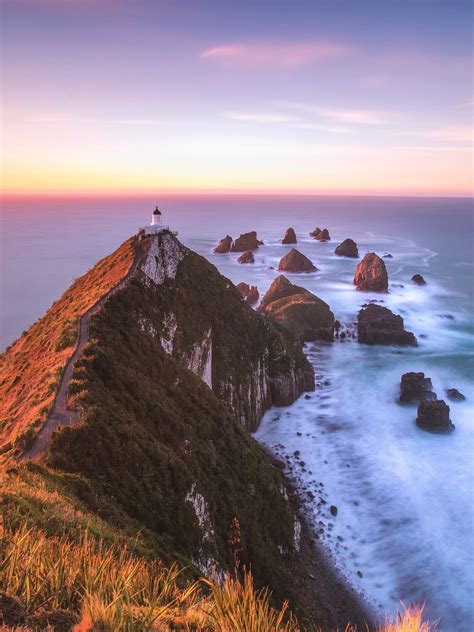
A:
142,205,177,236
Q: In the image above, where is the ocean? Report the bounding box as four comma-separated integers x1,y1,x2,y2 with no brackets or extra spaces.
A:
1,194,473,629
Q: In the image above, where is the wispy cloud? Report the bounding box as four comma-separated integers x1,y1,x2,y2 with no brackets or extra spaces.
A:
25,115,166,126
421,127,473,144
201,41,352,67
277,101,391,125
223,110,352,134
224,112,298,124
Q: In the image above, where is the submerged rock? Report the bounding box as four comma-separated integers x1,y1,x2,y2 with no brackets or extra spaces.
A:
358,304,417,346
446,388,466,402
231,231,263,252
311,227,331,241
335,238,359,258
416,400,454,433
237,250,255,264
399,372,437,404
354,253,388,292
282,227,297,244
278,248,317,273
260,276,334,342
412,274,426,286
214,235,232,254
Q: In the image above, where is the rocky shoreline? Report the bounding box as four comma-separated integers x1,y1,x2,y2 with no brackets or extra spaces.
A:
281,463,375,630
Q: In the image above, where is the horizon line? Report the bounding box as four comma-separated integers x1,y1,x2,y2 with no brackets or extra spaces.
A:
1,188,473,200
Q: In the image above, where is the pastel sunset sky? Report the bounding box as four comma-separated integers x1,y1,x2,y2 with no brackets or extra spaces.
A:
1,0,473,196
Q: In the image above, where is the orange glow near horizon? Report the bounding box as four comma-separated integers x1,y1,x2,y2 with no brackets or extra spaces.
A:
1,2,472,198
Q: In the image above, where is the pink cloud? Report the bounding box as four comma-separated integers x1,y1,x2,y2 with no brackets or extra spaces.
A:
201,41,352,67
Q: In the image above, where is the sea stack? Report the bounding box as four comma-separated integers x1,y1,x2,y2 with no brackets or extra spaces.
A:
416,400,454,433
412,274,426,286
282,227,297,244
214,235,233,254
358,304,417,346
311,227,331,241
354,253,388,292
399,372,437,404
237,250,255,264
335,238,359,258
278,249,317,273
231,231,263,252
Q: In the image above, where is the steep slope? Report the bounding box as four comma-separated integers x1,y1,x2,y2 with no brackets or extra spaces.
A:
0,238,136,455
45,232,313,589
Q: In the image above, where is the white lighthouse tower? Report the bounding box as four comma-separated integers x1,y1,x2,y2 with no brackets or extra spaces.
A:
143,206,168,235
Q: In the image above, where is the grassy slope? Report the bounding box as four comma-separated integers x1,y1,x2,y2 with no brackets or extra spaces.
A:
0,238,135,456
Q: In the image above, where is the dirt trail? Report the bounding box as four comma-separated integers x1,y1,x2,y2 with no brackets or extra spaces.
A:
22,237,145,461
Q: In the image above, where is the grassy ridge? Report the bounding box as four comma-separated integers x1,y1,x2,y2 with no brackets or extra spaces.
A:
0,238,135,456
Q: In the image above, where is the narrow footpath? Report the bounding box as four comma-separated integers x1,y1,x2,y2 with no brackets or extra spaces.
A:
22,237,145,461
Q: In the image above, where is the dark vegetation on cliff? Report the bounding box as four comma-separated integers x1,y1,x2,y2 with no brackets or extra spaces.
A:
2,234,314,605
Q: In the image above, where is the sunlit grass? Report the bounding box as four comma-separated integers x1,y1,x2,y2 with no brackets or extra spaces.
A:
0,520,437,631
0,237,135,458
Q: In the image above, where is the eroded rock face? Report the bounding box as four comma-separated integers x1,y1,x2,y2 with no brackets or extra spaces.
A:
214,235,233,254
278,249,317,273
238,250,255,264
310,227,331,241
259,275,306,311
260,275,334,342
416,400,454,433
231,231,263,252
335,238,359,258
358,304,417,346
399,372,437,404
246,286,259,305
412,274,426,286
354,253,388,292
236,282,259,305
282,227,297,244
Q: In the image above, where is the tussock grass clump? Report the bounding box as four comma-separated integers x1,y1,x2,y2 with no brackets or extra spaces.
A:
377,605,437,632
201,571,299,631
0,522,201,630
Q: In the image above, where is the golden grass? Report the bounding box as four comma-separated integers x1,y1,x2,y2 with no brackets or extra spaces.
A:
0,520,437,632
0,238,135,455
376,605,437,632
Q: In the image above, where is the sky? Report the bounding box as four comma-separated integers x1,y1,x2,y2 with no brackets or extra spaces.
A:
0,0,473,196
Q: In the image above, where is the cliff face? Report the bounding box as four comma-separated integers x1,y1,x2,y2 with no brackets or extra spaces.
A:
42,231,313,594
135,232,314,431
